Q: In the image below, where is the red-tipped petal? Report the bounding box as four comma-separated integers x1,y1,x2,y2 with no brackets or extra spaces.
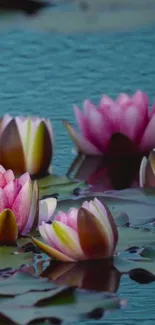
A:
77,207,115,259
0,119,26,174
0,209,18,245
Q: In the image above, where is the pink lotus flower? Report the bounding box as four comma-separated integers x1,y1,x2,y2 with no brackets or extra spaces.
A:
0,165,57,244
0,114,53,176
64,90,155,155
32,198,118,262
139,149,155,188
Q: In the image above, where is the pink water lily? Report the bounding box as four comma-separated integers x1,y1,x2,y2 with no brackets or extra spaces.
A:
32,198,118,262
139,149,155,188
64,90,155,155
0,165,57,244
0,114,53,176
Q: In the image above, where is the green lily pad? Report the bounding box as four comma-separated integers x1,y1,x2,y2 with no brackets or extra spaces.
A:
0,247,33,270
37,174,88,198
117,227,155,252
56,188,155,225
114,255,155,277
140,247,155,259
0,271,123,325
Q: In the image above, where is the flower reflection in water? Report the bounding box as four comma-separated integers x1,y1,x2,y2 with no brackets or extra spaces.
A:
68,133,143,191
41,259,121,293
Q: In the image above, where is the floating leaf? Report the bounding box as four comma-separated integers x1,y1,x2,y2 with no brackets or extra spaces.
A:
114,256,155,278
38,174,88,199
56,188,155,226
0,271,60,296
0,271,123,325
117,227,155,252
140,247,155,259
0,247,33,270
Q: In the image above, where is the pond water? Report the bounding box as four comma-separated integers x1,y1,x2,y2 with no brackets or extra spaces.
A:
0,26,155,324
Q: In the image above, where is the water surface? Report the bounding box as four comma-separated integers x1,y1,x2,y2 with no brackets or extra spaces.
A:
0,26,155,324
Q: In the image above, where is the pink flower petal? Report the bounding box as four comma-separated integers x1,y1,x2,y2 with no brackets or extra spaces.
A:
39,197,57,224
18,172,31,186
116,93,132,108
0,165,6,173
0,173,7,188
39,222,58,248
132,90,148,112
67,208,78,230
3,180,21,207
140,114,155,152
74,105,90,138
11,180,32,233
83,100,96,115
86,104,113,151
63,121,102,155
99,95,114,107
103,103,123,132
55,211,68,224
51,221,84,260
120,105,145,141
4,170,15,183
0,188,8,212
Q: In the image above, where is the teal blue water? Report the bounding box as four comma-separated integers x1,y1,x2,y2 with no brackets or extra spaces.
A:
0,26,155,324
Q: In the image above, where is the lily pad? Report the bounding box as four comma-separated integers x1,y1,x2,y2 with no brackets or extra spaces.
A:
114,255,155,278
0,247,33,270
38,174,88,199
0,271,123,325
117,227,155,252
56,188,155,225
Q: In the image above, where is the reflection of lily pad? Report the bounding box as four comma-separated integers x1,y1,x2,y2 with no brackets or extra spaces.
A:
0,247,33,270
0,272,123,325
38,174,88,198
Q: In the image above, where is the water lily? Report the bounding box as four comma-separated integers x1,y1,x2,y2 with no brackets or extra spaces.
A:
32,198,118,262
64,90,155,156
0,165,57,244
139,149,155,187
0,114,53,176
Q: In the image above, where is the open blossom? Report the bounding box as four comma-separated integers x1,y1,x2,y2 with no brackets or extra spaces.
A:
0,165,57,244
32,198,118,262
139,149,155,188
64,90,155,155
0,114,53,176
